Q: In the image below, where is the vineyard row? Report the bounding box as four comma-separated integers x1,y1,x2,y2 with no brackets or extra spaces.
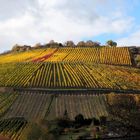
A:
3,92,108,121
0,62,139,90
0,47,132,65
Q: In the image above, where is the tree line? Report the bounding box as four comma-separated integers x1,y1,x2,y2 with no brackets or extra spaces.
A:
12,40,117,52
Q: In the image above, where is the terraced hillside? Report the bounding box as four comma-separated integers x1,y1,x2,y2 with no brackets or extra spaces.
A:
0,48,56,64
0,91,139,140
0,62,139,90
0,47,132,65
3,92,108,120
0,117,27,140
0,46,139,140
0,92,18,117
0,91,108,140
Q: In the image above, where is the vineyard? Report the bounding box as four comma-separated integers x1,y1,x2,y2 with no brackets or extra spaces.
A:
0,46,139,139
46,47,132,65
3,91,108,121
0,62,139,90
0,117,27,140
0,91,109,140
0,63,42,87
0,91,139,139
0,48,55,64
0,92,18,117
0,47,132,65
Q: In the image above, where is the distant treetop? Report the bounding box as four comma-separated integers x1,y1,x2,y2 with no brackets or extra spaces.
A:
11,40,118,52
106,40,117,47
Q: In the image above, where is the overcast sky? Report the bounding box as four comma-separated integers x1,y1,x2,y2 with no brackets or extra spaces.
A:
0,0,140,52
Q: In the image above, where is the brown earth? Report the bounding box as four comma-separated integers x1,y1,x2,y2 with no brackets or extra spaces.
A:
0,135,10,140
0,87,14,93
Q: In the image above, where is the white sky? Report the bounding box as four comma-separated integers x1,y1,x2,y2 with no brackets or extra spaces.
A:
0,0,140,52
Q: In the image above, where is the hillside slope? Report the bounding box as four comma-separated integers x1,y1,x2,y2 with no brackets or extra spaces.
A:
0,62,139,90
0,47,132,65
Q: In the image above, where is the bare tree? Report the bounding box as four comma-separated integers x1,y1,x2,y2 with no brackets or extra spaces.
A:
33,43,42,49
77,41,85,47
12,44,21,52
48,40,59,47
86,40,100,47
64,41,75,47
